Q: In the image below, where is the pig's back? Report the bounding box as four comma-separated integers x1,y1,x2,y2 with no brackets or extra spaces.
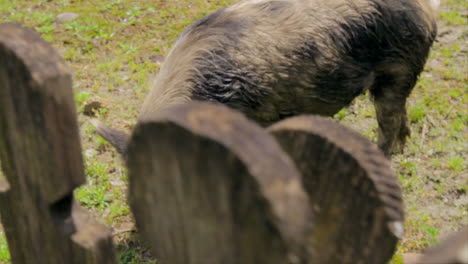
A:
147,0,436,123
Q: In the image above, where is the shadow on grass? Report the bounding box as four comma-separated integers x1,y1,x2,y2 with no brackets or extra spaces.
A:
116,231,157,264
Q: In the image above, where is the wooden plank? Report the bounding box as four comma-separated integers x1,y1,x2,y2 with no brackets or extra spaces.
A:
269,115,404,264
0,23,116,264
127,101,312,264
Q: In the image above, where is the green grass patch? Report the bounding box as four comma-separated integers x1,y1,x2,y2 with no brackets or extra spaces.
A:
409,103,427,124
0,231,10,264
448,156,465,172
438,11,466,25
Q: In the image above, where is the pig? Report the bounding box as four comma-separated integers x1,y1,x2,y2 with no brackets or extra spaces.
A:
93,0,438,156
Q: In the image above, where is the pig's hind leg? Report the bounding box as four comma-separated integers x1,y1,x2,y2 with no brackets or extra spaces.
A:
370,63,419,156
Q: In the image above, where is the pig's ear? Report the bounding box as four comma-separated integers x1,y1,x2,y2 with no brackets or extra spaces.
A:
91,119,130,156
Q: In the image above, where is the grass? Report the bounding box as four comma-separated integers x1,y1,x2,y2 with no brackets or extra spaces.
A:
0,232,9,263
0,0,467,263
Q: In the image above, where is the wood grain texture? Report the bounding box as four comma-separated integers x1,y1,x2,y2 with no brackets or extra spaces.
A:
269,115,404,264
127,101,312,264
0,23,116,264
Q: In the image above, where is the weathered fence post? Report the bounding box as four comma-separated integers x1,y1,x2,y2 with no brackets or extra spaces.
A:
127,101,313,264
269,116,404,264
0,23,117,264
126,101,404,264
406,226,468,264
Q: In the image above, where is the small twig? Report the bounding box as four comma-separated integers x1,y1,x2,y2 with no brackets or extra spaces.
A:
425,114,437,128
443,104,455,119
420,123,427,147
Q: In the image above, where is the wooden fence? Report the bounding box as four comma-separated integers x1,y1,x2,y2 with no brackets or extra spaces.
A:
0,23,463,264
126,101,404,264
0,23,116,263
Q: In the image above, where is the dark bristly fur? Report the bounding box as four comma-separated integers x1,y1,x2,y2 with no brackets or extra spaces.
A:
95,0,437,156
